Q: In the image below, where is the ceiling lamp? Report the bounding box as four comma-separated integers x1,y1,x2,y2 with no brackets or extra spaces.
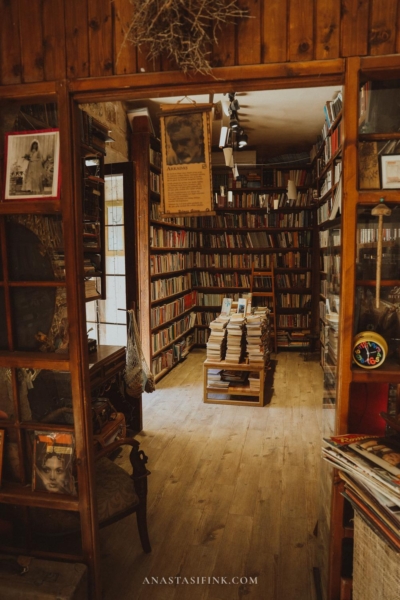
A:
229,111,240,129
237,129,248,148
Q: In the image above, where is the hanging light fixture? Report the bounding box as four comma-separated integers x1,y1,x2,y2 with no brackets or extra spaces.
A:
236,129,248,148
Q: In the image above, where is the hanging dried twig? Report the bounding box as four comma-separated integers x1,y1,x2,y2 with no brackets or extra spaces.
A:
122,0,249,75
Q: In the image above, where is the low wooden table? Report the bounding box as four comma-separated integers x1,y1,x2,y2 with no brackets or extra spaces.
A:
203,359,266,407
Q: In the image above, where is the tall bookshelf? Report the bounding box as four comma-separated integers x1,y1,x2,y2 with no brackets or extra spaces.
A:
131,117,198,382
198,165,317,350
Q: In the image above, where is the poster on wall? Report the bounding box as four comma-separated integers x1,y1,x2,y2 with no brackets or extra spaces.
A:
159,104,214,216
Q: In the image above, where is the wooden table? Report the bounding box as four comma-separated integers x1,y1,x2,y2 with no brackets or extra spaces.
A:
203,359,266,407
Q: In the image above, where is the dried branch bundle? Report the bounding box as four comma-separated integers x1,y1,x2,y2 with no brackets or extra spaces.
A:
126,0,249,74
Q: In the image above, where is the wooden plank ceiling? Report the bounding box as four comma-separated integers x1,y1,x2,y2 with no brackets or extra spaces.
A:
0,0,399,86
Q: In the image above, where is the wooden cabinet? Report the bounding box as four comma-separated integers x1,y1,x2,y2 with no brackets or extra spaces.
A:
327,58,400,600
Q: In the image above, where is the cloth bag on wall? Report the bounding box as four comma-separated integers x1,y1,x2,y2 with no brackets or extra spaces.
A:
125,309,155,396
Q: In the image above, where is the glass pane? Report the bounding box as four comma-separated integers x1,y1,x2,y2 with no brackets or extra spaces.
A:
11,287,68,352
98,276,126,324
105,255,125,275
359,79,400,134
105,174,124,221
98,323,127,346
6,215,64,281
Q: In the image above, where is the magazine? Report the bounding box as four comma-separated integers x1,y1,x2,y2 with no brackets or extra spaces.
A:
32,431,77,496
220,297,232,316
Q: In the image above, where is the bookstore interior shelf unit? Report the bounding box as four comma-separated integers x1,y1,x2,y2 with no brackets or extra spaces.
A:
80,109,111,302
0,96,105,598
324,62,400,600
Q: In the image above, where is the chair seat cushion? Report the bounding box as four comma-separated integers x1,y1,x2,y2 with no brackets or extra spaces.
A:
95,456,140,522
31,457,140,535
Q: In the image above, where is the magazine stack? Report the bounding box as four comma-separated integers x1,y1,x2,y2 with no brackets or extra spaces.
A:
206,368,230,389
206,316,229,361
246,312,267,364
322,432,400,551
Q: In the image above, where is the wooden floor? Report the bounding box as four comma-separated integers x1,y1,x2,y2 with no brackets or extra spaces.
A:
101,349,324,600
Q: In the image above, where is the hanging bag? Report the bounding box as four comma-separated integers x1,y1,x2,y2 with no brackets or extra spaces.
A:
125,309,155,396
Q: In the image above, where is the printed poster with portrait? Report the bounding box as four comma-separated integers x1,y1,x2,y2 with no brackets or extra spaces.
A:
32,431,77,496
160,104,214,216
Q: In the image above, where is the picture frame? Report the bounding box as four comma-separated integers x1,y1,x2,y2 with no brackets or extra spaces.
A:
32,431,77,496
220,297,232,316
4,129,61,201
237,298,248,314
381,155,400,189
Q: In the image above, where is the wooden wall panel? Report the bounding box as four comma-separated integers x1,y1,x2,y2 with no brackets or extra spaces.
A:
42,0,67,81
0,0,22,85
18,0,44,83
315,0,341,60
87,0,113,77
368,0,398,56
288,0,314,61
136,44,162,74
237,0,261,65
262,0,288,64
212,24,236,68
65,3,90,79
112,0,137,76
340,0,370,57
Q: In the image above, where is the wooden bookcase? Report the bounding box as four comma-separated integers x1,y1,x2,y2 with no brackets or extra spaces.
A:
195,165,317,350
131,117,197,382
0,91,103,598
326,58,400,600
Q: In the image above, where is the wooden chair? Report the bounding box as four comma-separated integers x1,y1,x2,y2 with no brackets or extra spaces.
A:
30,436,151,554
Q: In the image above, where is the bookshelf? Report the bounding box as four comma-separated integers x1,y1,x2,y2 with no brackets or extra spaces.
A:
196,166,316,350
79,109,110,301
131,117,198,382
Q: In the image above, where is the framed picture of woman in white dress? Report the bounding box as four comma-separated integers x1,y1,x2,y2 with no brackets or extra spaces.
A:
4,129,60,201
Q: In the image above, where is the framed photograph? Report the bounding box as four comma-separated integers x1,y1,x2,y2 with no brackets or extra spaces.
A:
381,155,400,189
160,104,214,216
237,298,248,314
32,431,77,496
4,129,61,201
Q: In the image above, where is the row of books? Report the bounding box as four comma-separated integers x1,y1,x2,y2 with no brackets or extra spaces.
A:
151,333,194,375
150,171,161,194
79,110,109,155
195,311,219,325
197,293,240,306
150,291,197,328
321,254,341,275
277,314,311,328
275,294,311,308
194,251,312,269
323,93,343,130
317,178,342,224
276,329,311,347
151,312,196,353
150,203,196,227
149,147,162,169
150,274,191,302
196,211,314,229
150,251,195,275
357,227,400,244
150,227,196,248
192,271,251,288
197,230,313,250
276,272,311,288
195,328,210,344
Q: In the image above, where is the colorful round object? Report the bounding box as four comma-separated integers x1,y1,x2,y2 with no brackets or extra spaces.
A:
353,331,388,369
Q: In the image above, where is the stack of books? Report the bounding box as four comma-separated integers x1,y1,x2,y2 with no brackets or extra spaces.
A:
248,372,261,391
206,316,228,360
246,313,266,364
225,314,246,363
207,368,229,389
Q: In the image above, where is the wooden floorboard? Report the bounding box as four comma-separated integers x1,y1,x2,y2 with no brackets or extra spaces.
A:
100,349,323,600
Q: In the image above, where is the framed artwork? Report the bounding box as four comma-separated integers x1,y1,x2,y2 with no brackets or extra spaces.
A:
32,431,77,496
381,155,400,189
159,104,214,216
4,129,61,201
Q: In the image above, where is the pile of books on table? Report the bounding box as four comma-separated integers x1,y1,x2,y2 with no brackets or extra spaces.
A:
322,433,400,551
248,372,261,391
225,313,246,363
246,313,266,364
206,316,229,360
207,368,229,389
